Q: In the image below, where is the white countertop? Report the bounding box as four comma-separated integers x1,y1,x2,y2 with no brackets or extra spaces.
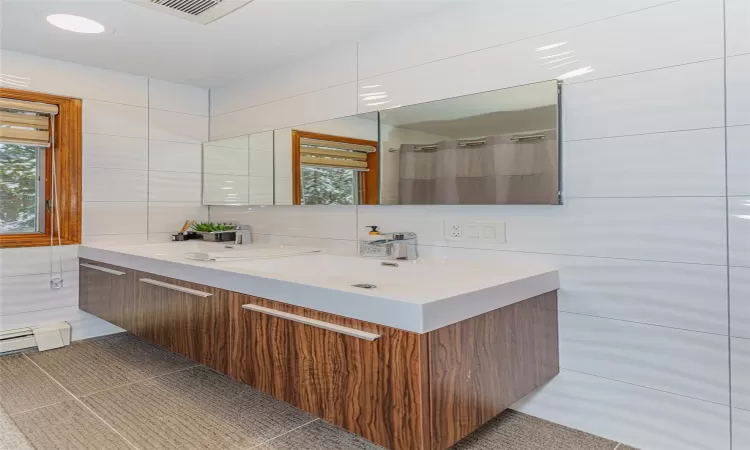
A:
78,241,559,334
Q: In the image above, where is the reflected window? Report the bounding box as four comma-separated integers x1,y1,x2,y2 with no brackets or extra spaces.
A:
301,166,357,205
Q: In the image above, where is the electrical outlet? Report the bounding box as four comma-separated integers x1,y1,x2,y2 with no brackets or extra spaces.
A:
444,221,463,240
444,220,506,244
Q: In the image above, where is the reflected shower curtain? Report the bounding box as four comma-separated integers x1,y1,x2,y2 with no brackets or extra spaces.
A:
398,129,558,205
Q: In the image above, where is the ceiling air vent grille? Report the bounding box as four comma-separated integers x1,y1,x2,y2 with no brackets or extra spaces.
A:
126,0,253,24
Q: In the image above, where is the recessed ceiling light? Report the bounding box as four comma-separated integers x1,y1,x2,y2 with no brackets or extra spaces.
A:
47,14,105,34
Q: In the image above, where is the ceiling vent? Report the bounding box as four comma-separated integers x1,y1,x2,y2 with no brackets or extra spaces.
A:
126,0,254,25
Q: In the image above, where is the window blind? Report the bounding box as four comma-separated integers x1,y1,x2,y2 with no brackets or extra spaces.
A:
300,137,375,171
0,98,58,147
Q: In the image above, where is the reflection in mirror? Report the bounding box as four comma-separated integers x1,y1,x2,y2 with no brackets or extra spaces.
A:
273,112,379,205
202,131,274,205
379,80,561,205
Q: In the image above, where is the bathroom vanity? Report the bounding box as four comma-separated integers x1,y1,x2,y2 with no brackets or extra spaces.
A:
78,242,559,450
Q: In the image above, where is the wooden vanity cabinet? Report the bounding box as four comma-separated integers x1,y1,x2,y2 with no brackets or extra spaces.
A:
229,292,559,450
229,294,431,450
79,259,136,331
133,272,229,374
79,258,558,450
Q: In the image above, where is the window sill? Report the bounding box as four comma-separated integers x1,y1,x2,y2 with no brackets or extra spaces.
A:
0,235,80,249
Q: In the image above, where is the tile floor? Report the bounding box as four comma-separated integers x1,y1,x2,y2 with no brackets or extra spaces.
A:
0,333,638,450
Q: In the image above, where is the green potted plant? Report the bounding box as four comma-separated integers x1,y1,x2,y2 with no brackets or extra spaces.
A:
191,222,237,242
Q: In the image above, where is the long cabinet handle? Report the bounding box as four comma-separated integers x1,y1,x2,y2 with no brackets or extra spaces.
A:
242,304,380,341
139,279,213,298
80,263,126,276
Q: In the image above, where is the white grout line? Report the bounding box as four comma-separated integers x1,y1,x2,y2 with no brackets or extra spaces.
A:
21,354,143,450
78,364,201,399
613,443,621,450
9,400,66,417
244,418,320,450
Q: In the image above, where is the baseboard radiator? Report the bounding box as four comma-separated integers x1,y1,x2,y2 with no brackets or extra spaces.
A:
0,322,71,354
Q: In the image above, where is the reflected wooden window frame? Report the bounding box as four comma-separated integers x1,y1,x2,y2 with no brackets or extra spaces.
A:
291,130,379,205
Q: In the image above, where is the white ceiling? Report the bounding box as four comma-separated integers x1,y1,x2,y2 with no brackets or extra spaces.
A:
0,0,461,88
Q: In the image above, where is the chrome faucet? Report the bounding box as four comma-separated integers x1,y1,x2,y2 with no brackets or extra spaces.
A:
234,225,252,245
381,231,419,261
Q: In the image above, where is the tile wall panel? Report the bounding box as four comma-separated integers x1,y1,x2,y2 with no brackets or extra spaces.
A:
559,312,729,404
148,79,208,116
512,369,730,450
727,54,750,127
731,267,750,339
210,44,357,116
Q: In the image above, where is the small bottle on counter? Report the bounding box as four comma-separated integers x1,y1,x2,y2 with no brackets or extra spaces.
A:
359,226,390,257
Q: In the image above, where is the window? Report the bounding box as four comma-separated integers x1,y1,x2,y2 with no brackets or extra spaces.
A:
0,88,82,248
291,130,379,205
301,166,357,205
0,143,46,233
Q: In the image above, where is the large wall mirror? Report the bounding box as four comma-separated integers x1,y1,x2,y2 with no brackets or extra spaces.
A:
380,80,560,205
202,80,560,206
202,131,274,205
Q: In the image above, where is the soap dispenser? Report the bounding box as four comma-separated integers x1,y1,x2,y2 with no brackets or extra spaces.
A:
359,226,389,257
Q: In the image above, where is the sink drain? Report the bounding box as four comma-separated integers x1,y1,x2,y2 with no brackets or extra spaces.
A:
352,283,377,289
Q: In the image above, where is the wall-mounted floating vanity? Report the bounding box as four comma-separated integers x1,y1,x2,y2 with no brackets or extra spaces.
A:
78,242,559,450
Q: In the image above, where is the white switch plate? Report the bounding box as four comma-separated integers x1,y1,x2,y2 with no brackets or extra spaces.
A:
443,220,506,244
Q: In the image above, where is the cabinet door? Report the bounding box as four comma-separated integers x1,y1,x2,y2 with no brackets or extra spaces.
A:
229,294,430,450
79,259,135,330
135,272,228,374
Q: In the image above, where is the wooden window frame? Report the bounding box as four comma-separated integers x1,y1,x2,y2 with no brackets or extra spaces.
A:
0,88,82,248
291,130,379,205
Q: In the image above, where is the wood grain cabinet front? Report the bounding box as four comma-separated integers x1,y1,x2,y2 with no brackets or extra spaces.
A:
229,294,431,450
79,259,136,331
134,272,229,374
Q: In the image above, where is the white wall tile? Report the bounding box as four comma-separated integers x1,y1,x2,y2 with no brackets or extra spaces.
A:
210,44,357,116
83,168,148,202
81,234,149,246
149,79,208,116
0,306,123,341
249,131,274,150
149,171,202,203
559,312,729,404
733,337,750,410
564,60,724,140
358,197,727,265
0,50,148,106
149,140,202,173
357,0,723,114
728,125,750,197
149,109,208,144
209,205,357,240
731,267,750,339
0,246,80,278
734,407,750,450
564,128,726,198
248,177,274,205
0,272,79,316
553,256,728,335
418,245,729,335
203,146,249,175
203,174,249,205
82,134,148,171
726,0,750,57
357,0,672,79
210,83,357,139
730,197,750,268
148,203,208,233
727,54,750,127
82,100,148,139
512,369,730,450
249,151,273,176
82,202,147,236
